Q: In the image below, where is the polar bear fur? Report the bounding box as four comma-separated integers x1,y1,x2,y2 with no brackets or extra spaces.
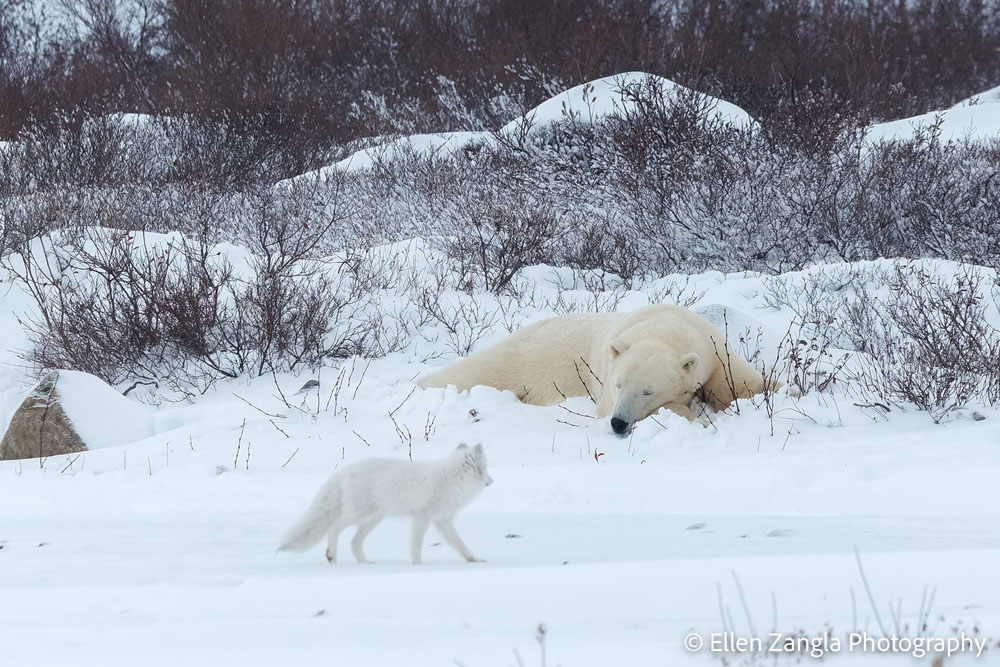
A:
417,304,772,433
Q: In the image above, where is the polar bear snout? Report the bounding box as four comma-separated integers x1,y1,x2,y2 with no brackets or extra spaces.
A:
610,416,631,436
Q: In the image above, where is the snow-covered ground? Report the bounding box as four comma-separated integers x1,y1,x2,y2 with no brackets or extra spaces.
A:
866,82,1000,143
2,242,1000,665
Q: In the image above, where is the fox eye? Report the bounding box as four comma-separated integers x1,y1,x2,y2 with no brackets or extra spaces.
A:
642,389,654,396
615,382,622,389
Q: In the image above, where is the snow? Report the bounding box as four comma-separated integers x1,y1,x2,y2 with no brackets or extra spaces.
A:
866,102,1000,143
53,370,156,450
954,83,1000,107
499,71,754,139
329,131,485,173
2,247,1000,665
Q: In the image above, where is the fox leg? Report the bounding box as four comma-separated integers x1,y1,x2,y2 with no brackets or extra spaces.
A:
351,517,382,564
325,522,344,564
435,518,482,563
410,517,430,564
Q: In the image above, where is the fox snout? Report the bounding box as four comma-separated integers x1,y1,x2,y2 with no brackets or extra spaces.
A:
485,475,494,486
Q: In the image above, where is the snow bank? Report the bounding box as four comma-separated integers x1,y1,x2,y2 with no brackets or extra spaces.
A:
954,83,1000,107
867,101,1000,143
500,71,753,138
296,131,486,181
56,370,156,449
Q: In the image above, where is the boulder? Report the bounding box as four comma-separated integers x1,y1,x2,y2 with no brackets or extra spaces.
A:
0,370,155,461
0,371,85,460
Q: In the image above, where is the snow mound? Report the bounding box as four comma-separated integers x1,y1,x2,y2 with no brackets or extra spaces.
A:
56,370,156,449
317,131,484,177
866,102,1000,143
954,83,1000,108
285,72,753,181
500,71,754,138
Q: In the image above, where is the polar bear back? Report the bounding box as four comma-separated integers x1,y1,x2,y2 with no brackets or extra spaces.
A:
416,304,767,412
417,312,620,405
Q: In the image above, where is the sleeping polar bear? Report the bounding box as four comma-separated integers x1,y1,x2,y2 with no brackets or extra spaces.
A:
417,304,774,434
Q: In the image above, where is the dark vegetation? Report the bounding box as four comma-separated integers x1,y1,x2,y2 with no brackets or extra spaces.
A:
2,0,999,176
1,0,999,415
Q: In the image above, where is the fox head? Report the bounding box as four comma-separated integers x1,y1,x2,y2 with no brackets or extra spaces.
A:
456,443,493,487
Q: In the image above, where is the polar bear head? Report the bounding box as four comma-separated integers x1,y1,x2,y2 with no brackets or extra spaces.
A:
607,338,700,435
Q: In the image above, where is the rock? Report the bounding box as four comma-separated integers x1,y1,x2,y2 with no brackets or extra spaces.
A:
296,379,320,394
0,371,86,461
0,370,155,461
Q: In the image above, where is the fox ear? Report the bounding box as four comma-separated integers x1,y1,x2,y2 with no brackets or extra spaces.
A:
474,443,483,454
456,443,468,451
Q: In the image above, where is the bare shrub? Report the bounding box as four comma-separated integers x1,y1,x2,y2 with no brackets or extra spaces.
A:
765,262,1000,422
434,154,564,294
1,178,375,399
857,265,998,422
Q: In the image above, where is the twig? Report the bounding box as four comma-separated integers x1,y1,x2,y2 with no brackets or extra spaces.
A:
325,366,347,413
854,545,890,637
60,454,81,474
573,359,598,404
352,430,373,447
351,357,373,400
732,571,758,643
234,418,246,469
557,404,594,419
269,418,290,438
551,381,568,401
578,356,603,386
233,393,285,418
390,386,417,418
273,394,308,414
281,448,300,468
272,370,293,409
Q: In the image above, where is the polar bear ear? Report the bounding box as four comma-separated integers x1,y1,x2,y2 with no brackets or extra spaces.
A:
680,353,699,372
609,339,630,358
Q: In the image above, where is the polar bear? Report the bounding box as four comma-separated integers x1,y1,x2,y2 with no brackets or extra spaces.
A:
417,304,773,434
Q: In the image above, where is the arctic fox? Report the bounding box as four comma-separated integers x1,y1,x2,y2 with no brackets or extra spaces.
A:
279,444,492,564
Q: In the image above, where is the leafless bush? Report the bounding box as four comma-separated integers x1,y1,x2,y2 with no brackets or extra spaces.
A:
0,179,377,399
765,262,1000,422
856,265,999,422
0,113,160,195
436,156,565,295
647,275,706,308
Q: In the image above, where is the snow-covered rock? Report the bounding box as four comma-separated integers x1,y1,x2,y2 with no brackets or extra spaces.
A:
0,370,155,460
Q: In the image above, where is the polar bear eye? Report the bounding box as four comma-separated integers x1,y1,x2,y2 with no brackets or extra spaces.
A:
642,389,654,396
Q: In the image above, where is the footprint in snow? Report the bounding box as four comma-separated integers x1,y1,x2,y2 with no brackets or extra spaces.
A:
765,529,797,538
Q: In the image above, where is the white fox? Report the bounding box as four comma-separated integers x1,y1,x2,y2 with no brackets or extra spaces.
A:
279,444,492,564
